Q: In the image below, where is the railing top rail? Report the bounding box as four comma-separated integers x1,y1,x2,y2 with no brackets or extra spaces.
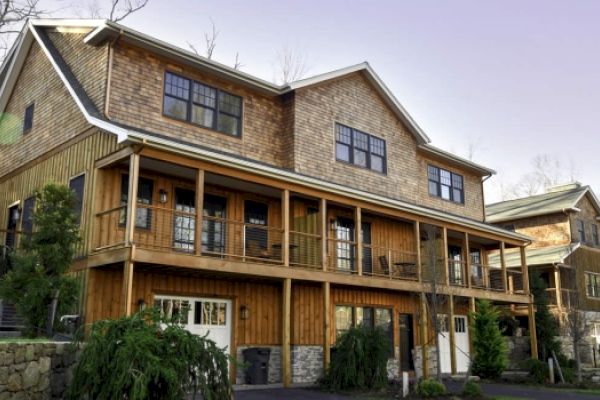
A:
289,230,321,238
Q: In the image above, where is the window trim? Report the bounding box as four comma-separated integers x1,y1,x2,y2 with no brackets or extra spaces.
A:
427,164,465,205
162,71,243,138
585,271,600,300
334,123,387,174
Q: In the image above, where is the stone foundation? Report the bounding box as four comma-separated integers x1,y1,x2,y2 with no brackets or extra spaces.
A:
412,345,438,379
557,336,597,366
291,345,323,383
235,345,282,384
0,341,78,400
506,336,531,369
386,346,400,380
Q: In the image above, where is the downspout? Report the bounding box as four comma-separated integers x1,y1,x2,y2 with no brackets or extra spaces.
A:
104,30,123,119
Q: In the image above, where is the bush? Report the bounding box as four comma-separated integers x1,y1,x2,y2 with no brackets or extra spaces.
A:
415,378,446,397
462,380,483,398
321,325,389,391
523,358,548,384
0,184,81,337
67,309,232,400
470,300,508,379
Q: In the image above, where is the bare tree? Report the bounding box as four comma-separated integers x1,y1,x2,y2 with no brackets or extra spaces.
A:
107,0,148,22
233,51,244,70
275,45,309,85
563,255,588,383
188,18,218,60
0,0,44,57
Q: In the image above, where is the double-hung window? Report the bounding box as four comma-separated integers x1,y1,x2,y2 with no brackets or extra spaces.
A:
428,165,464,204
335,123,386,173
592,224,599,246
120,174,154,229
334,305,393,355
585,272,600,298
163,72,242,136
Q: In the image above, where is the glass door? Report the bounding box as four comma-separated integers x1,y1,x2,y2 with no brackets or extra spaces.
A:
173,188,196,252
202,194,227,255
336,217,355,272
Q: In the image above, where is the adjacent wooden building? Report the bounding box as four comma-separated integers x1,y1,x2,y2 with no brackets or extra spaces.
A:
0,19,535,384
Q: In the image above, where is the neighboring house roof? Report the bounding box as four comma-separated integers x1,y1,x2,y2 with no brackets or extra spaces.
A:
486,185,600,223
489,244,579,268
0,19,521,242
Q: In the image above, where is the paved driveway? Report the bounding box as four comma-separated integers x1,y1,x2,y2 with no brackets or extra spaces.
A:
235,388,348,400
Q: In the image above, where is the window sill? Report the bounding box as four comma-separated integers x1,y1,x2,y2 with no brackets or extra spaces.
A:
335,159,387,176
161,112,243,139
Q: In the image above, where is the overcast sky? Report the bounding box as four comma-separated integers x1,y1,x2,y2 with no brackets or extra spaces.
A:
49,0,600,202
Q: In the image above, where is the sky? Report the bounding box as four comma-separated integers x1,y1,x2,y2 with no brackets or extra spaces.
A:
45,0,600,202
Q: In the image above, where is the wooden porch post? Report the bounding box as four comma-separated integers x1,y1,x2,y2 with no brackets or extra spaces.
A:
464,233,471,289
415,221,422,282
320,199,327,271
420,292,429,378
89,166,102,254
468,297,476,355
355,207,362,275
125,153,140,246
520,246,530,294
282,278,292,387
448,294,457,375
500,242,508,293
554,266,562,311
528,300,538,359
282,190,290,266
195,169,205,256
323,281,331,372
442,227,449,285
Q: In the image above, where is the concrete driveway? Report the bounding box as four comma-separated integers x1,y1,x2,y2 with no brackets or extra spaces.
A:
235,388,348,400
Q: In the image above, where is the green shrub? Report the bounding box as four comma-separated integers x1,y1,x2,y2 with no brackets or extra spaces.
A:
67,309,232,400
415,378,446,397
470,299,508,379
321,325,389,391
462,380,483,398
0,184,81,337
523,358,548,384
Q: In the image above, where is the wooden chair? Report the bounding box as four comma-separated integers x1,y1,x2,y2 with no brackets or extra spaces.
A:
379,255,390,276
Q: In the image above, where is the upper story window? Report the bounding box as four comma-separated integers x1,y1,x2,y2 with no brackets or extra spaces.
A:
21,196,35,234
593,224,599,246
428,165,464,204
69,174,85,226
120,174,154,229
23,103,34,134
163,71,242,137
585,272,600,299
576,219,586,242
335,123,386,173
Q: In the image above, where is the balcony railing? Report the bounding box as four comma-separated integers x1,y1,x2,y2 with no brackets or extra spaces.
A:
94,206,127,250
546,287,577,309
363,244,418,281
507,269,524,293
326,238,358,274
448,260,467,287
470,264,505,291
289,231,322,269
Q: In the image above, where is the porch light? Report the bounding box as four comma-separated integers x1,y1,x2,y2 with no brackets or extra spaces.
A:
240,305,250,320
159,189,168,204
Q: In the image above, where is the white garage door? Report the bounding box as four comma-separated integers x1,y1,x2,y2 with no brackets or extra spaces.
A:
154,295,232,355
438,315,470,374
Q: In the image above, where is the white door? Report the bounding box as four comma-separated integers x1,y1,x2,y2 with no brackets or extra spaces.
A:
437,315,470,374
154,295,232,355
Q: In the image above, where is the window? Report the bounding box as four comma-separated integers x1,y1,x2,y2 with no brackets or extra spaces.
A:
69,174,85,226
202,194,227,254
335,305,393,355
21,196,35,234
193,301,227,326
23,103,34,134
593,224,599,246
120,174,153,229
585,272,600,299
173,188,196,251
244,200,269,257
163,72,242,136
154,297,190,324
335,123,387,173
576,219,586,242
428,165,464,204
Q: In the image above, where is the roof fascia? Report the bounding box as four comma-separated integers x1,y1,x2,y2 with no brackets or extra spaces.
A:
0,25,34,115
418,143,496,176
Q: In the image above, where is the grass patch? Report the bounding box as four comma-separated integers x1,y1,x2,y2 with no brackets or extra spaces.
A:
0,338,54,343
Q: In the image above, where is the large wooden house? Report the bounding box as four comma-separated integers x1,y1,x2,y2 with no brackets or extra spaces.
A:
0,19,535,384
488,183,600,349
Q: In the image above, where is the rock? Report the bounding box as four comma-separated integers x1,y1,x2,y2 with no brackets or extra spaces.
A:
50,373,65,397
13,363,26,372
7,373,21,392
39,357,50,374
0,353,13,367
0,368,7,385
22,361,40,389
14,347,25,364
24,345,34,362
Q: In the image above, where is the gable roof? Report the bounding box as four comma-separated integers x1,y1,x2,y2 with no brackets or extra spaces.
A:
489,243,579,268
0,19,519,242
486,185,600,223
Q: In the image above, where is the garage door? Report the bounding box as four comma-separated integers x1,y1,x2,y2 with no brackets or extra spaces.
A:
438,315,470,374
154,295,232,355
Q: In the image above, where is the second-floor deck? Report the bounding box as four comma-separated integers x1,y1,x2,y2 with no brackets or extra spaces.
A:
82,148,531,302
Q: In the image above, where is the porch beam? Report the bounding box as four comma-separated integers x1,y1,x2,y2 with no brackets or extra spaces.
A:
282,190,290,267
448,294,457,375
195,169,205,256
355,206,362,276
282,278,292,387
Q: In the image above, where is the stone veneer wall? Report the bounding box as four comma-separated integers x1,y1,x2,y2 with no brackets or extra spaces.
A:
412,346,438,379
291,346,323,384
236,345,282,384
506,336,531,369
0,342,77,400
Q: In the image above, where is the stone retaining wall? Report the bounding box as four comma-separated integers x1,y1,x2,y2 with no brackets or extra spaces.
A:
506,336,531,369
412,345,438,379
0,342,77,400
291,345,323,384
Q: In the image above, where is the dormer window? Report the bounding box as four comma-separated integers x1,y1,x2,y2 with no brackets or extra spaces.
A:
335,123,386,173
163,71,242,137
428,165,464,204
